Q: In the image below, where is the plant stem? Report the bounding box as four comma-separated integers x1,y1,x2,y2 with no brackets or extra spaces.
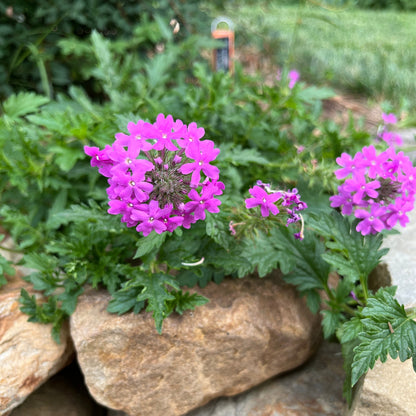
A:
0,245,22,253
360,274,369,302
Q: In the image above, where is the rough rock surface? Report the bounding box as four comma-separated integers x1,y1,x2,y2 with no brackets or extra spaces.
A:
0,273,74,416
347,356,416,416
70,271,322,416
185,341,345,416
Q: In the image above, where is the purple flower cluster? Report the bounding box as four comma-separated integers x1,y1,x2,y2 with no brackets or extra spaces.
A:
330,145,416,235
245,180,307,239
377,112,403,147
84,114,223,236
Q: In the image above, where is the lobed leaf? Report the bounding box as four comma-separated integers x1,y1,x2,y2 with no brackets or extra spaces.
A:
2,92,49,119
351,287,416,386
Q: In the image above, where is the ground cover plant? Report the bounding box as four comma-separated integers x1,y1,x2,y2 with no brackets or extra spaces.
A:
1,2,416,407
218,0,416,111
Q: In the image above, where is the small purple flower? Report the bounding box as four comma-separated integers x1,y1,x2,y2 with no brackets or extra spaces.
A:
380,131,403,147
355,204,387,235
131,201,172,236
185,184,221,221
245,185,281,217
180,140,220,186
288,70,300,89
334,152,364,179
343,173,380,205
382,113,397,125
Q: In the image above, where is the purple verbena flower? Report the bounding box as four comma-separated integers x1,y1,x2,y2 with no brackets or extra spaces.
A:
84,114,222,236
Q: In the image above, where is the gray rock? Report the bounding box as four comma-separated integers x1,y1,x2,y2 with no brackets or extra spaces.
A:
10,363,105,416
382,208,416,307
184,341,345,416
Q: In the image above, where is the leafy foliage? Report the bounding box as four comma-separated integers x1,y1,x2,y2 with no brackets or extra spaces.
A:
351,287,416,386
308,210,388,287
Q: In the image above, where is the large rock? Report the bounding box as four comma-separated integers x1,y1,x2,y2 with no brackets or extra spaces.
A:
70,271,322,416
0,272,74,415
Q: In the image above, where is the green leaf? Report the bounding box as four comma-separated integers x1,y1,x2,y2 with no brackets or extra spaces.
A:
57,284,84,315
136,273,179,333
134,232,167,259
24,252,59,275
351,287,416,387
167,290,209,315
240,231,285,278
19,288,38,317
19,289,66,344
2,92,49,119
309,211,388,284
50,145,83,172
272,227,330,313
205,211,232,250
321,309,345,339
218,143,269,167
0,251,16,287
108,284,146,315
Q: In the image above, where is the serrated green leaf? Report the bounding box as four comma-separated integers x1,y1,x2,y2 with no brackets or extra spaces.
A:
57,284,84,315
339,316,365,406
19,288,38,317
108,284,146,315
2,92,49,119
136,272,179,333
134,232,167,259
0,253,16,283
351,287,416,386
309,210,388,284
272,227,329,310
23,252,59,275
239,231,286,277
26,113,65,132
50,145,83,172
167,290,209,315
205,211,231,250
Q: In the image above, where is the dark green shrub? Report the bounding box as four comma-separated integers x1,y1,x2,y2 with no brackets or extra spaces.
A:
0,0,220,99
355,0,416,10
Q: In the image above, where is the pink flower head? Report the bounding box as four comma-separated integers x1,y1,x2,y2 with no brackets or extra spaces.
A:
85,114,222,236
288,70,300,89
331,145,416,235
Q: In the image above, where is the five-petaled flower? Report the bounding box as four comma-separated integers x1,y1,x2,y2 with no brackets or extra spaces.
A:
245,185,281,217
